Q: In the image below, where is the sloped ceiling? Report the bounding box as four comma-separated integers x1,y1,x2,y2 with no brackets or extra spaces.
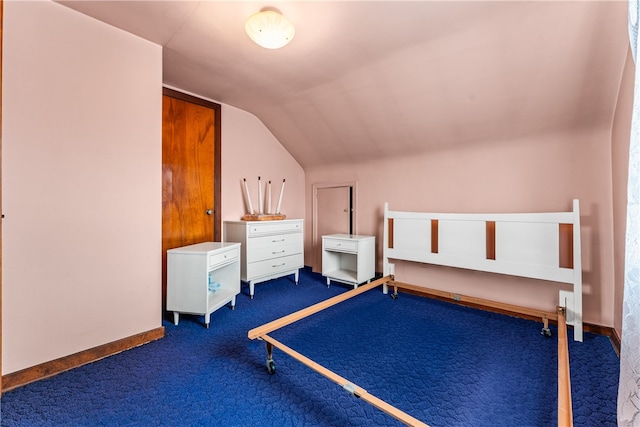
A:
57,1,630,169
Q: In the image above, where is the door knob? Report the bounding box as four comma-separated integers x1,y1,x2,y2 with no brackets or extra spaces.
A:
205,209,213,215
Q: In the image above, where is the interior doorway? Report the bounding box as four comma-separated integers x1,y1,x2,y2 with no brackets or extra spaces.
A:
312,182,357,273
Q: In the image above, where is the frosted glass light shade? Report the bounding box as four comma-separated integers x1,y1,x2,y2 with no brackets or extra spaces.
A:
245,10,295,49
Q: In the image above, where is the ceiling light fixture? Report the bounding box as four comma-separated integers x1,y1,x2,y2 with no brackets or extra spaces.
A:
245,9,295,49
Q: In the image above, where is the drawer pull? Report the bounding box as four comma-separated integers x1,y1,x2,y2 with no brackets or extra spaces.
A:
272,263,286,268
272,250,285,254
272,239,285,243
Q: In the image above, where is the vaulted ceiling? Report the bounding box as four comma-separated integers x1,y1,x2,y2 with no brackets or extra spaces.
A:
57,1,630,169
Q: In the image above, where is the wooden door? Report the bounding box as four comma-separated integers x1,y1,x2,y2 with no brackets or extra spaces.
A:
162,88,221,310
315,185,353,272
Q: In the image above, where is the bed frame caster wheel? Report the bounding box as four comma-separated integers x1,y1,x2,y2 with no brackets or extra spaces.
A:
541,327,552,337
266,359,276,375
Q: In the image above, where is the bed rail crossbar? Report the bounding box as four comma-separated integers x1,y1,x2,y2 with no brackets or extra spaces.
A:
248,276,389,340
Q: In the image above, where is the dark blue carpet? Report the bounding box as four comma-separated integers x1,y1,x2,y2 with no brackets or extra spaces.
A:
1,269,619,426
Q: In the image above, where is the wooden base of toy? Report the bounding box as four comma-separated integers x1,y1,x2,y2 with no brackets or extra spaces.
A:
241,214,286,221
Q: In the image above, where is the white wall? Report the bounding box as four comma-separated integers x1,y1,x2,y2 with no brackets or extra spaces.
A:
2,1,162,374
612,49,635,337
220,105,305,226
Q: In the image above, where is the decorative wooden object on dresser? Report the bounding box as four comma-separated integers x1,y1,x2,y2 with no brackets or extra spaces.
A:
224,219,304,298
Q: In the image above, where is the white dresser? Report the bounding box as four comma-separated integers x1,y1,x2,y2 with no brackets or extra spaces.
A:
224,219,304,298
322,234,375,287
166,242,241,328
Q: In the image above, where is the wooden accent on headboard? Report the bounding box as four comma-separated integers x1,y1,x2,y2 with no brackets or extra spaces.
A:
388,218,394,248
486,221,496,260
559,223,573,269
431,219,438,253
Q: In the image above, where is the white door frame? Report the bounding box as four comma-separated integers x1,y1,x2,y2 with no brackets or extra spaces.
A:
312,181,358,272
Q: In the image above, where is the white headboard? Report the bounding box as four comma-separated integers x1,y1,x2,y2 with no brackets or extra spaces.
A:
383,200,583,341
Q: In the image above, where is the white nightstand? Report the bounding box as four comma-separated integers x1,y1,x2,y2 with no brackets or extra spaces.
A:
166,242,241,328
322,234,375,288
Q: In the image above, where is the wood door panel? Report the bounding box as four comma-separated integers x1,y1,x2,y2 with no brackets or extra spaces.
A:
162,97,214,245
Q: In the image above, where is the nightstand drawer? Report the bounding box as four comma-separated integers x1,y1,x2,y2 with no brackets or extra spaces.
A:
323,238,358,253
208,247,239,268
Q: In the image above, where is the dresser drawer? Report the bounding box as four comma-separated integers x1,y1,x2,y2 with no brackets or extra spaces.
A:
247,241,302,263
323,238,358,253
247,253,304,279
208,247,239,269
249,233,302,250
248,221,302,236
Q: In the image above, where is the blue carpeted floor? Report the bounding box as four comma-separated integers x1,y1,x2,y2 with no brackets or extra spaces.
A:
1,269,620,426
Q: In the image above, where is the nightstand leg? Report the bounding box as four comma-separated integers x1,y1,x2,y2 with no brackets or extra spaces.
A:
294,271,299,285
173,311,179,326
